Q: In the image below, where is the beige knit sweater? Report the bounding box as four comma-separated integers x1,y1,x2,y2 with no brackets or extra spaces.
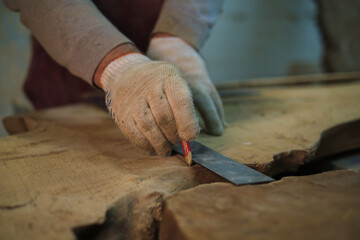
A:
3,0,223,84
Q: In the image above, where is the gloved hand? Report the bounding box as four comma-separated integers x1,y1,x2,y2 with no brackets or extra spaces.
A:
147,36,226,135
100,53,199,156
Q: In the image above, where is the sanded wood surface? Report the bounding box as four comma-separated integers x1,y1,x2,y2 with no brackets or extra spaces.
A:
1,81,360,239
0,105,223,240
203,82,360,175
160,170,360,240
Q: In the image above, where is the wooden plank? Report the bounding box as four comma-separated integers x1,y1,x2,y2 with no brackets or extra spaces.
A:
159,170,360,240
0,105,223,240
1,80,360,239
216,71,360,89
200,82,360,175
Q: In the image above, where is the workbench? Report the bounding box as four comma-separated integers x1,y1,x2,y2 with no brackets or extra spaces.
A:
1,73,360,240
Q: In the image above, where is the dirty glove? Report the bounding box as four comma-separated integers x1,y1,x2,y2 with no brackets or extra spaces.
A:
100,53,199,156
147,36,226,135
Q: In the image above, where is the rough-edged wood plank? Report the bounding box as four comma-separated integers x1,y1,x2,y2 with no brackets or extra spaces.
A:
200,82,360,175
215,71,360,89
4,82,360,177
272,118,360,175
313,119,360,159
1,81,360,239
160,170,360,240
0,105,223,240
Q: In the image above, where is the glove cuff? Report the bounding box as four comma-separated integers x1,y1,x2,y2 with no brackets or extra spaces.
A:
101,53,150,90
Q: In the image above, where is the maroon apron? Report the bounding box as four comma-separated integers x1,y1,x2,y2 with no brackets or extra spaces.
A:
24,0,164,109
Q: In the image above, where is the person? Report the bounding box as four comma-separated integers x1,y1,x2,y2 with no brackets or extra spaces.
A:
3,0,226,156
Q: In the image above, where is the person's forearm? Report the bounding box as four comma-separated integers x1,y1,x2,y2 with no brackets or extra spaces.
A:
3,0,133,84
152,0,223,50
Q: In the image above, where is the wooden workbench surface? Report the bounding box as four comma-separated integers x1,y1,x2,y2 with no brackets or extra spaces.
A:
1,80,359,239
160,170,360,240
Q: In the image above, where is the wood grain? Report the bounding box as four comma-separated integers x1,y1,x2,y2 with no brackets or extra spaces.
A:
0,105,223,240
216,71,360,89
201,82,360,175
160,170,360,240
1,80,359,239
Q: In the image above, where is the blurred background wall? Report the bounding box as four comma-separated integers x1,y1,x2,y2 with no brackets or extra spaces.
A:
316,0,360,72
202,0,322,84
0,0,332,136
0,2,31,136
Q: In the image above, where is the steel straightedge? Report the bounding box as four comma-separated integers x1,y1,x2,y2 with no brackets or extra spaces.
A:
173,141,274,185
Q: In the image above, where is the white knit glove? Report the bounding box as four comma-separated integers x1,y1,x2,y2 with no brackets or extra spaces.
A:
147,37,226,135
101,53,199,156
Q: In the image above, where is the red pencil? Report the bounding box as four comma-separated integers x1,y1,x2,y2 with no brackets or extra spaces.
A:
181,139,193,166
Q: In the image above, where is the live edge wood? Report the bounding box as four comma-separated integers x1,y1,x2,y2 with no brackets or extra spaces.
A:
202,82,360,175
216,71,360,89
160,170,360,240
0,105,224,240
1,81,359,239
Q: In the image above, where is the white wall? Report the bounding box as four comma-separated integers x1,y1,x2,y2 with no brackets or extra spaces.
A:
202,0,323,83
0,2,31,137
